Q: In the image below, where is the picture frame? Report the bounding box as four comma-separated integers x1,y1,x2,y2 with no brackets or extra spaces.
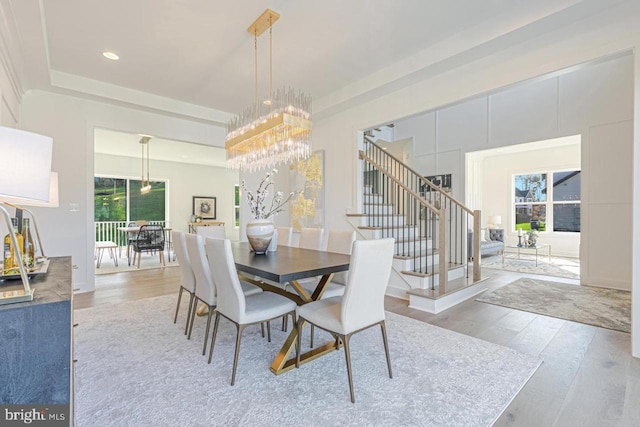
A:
192,196,216,219
421,174,452,194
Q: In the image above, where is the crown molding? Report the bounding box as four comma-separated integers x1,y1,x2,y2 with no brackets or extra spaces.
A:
0,0,26,103
50,71,233,127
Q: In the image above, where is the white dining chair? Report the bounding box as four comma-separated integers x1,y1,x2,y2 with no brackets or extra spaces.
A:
298,227,325,250
196,225,226,239
296,238,395,403
282,227,328,332
205,238,297,385
172,231,196,335
300,229,356,294
303,230,356,347
185,234,262,356
276,226,293,246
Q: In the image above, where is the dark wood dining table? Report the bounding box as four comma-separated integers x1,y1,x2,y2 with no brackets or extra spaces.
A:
230,241,351,375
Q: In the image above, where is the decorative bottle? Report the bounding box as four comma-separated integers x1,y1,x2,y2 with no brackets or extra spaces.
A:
22,218,35,269
3,218,24,275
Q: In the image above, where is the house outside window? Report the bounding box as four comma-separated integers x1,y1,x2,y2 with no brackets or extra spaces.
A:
513,170,580,233
514,173,547,231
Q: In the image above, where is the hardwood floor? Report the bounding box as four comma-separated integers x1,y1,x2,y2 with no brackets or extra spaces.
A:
75,264,640,426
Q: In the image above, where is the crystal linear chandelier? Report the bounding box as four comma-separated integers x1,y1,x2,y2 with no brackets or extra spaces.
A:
226,9,312,172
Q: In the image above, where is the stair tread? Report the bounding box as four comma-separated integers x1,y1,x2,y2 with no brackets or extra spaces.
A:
400,262,465,278
393,250,437,259
358,213,403,217
393,237,428,244
358,225,415,230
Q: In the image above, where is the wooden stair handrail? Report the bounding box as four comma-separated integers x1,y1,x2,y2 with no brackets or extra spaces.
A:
359,150,440,216
363,137,473,215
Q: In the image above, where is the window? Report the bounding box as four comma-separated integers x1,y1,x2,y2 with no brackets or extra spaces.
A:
513,171,580,233
94,176,166,222
514,173,547,231
129,179,166,221
552,171,580,232
234,185,240,227
94,177,127,221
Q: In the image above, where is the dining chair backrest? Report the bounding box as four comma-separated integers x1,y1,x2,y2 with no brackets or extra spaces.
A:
135,220,149,226
134,224,165,251
196,226,226,239
326,230,356,255
185,233,216,305
205,238,244,322
326,230,356,285
341,238,395,333
276,226,293,247
172,231,195,293
298,227,325,251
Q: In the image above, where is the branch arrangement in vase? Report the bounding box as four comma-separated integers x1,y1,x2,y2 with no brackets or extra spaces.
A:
241,169,296,220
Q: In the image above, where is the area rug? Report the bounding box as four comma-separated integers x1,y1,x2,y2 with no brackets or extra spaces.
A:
476,278,630,333
74,295,541,426
480,253,580,280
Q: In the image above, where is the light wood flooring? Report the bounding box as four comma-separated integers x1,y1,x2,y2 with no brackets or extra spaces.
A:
76,262,640,426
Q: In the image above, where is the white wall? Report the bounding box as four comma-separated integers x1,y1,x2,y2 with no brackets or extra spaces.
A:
479,143,581,258
95,153,239,239
370,54,633,288
19,90,226,292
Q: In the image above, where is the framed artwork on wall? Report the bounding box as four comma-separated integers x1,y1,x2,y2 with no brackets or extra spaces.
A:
422,174,452,194
289,150,324,232
193,196,216,219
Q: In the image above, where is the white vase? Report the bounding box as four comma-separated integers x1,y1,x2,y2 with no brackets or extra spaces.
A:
246,219,274,255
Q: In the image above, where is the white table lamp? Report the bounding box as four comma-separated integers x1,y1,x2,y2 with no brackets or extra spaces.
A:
0,126,53,305
487,215,502,229
0,172,59,258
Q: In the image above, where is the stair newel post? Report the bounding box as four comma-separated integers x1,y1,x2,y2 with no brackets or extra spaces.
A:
438,206,447,290
473,210,481,282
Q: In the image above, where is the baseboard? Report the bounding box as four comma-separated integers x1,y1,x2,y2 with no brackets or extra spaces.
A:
408,281,488,314
385,286,409,300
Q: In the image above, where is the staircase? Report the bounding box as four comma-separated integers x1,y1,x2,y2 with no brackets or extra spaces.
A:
347,137,488,313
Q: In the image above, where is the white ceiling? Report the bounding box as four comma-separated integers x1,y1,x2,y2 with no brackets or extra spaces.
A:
3,0,620,157
6,0,608,119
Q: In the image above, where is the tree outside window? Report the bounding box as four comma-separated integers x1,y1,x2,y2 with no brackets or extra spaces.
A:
234,184,240,227
94,176,166,222
513,171,580,233
514,173,547,231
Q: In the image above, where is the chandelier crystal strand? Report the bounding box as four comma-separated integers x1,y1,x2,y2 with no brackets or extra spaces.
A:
225,9,312,172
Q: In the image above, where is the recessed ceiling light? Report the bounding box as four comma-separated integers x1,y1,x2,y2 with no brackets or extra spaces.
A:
102,51,119,61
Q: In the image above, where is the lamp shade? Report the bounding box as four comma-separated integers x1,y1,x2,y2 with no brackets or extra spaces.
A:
0,172,59,208
487,215,502,226
0,127,53,203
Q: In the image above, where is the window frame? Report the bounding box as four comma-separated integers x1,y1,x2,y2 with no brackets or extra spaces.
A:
512,169,581,235
94,174,169,223
234,184,240,228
